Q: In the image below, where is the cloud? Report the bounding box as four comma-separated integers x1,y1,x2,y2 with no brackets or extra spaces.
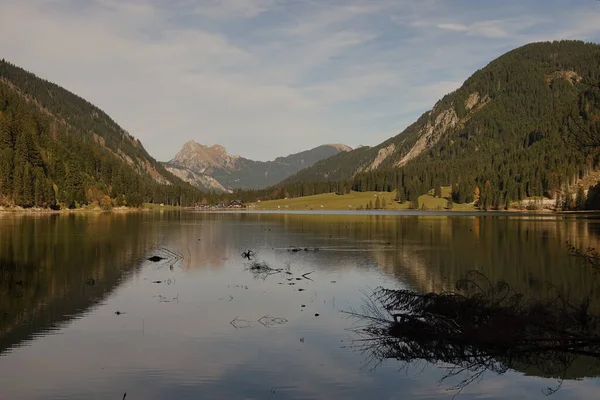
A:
190,0,275,19
437,23,469,32
435,17,547,39
1,0,599,161
437,20,511,38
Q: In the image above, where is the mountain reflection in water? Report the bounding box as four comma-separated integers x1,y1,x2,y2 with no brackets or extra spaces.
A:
1,211,600,399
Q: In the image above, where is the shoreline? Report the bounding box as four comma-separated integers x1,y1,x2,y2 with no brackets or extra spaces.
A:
2,205,598,216
0,205,176,214
189,208,566,217
242,206,557,214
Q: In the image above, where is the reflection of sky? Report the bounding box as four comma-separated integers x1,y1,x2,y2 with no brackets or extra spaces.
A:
1,212,600,399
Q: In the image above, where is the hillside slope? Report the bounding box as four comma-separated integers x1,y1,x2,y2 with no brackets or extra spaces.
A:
0,60,202,208
281,40,600,208
165,141,351,191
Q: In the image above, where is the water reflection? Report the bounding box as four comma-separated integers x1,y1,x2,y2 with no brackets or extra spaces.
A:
0,213,158,355
348,271,600,397
0,211,599,399
251,213,600,307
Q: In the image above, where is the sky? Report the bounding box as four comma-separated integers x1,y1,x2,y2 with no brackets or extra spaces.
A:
1,0,600,162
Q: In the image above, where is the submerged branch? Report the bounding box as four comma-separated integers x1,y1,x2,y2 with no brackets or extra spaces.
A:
347,270,600,395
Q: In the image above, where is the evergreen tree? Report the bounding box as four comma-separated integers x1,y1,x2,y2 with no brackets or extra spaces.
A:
586,184,600,210
575,186,586,209
479,180,492,210
21,163,34,207
0,148,13,199
451,183,461,203
12,161,24,206
395,188,405,203
505,196,512,210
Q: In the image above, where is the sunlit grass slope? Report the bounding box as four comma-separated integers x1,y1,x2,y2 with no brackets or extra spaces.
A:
250,189,474,211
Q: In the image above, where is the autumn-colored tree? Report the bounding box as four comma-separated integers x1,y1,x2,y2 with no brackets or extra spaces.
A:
473,186,481,205
99,195,113,211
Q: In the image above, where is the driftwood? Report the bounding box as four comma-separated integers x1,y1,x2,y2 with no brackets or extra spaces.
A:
245,261,285,279
147,248,183,270
346,271,600,395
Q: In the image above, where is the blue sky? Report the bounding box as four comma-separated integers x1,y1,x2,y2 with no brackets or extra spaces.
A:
1,0,600,161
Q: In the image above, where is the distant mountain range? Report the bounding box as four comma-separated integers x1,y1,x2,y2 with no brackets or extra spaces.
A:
163,141,352,192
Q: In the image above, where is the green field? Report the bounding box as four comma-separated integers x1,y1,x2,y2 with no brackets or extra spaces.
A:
142,203,180,211
250,189,474,211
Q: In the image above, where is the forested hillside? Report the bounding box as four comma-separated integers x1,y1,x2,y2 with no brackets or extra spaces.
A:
0,60,204,209
271,41,600,209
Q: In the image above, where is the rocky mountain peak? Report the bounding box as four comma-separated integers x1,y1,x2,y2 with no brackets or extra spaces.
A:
164,141,351,191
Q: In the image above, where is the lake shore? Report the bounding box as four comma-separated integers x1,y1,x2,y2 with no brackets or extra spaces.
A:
0,204,180,214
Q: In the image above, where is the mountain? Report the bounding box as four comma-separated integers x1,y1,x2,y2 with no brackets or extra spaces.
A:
164,141,352,191
0,60,204,208
279,40,600,209
165,162,230,193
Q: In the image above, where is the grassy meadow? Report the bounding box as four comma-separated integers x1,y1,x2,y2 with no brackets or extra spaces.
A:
249,188,475,211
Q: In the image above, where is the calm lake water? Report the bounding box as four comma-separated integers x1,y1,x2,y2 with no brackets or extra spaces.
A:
1,211,600,399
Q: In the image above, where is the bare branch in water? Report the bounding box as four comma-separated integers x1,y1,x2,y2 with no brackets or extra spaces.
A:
346,270,600,395
245,261,285,280
567,241,600,272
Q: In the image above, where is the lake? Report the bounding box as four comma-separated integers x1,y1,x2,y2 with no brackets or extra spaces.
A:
1,211,600,399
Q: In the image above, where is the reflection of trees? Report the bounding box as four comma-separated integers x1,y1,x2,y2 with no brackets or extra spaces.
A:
257,212,600,385
0,213,155,354
256,213,600,309
370,216,600,311
348,271,600,395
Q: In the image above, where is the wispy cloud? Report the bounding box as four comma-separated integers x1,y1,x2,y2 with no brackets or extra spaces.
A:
1,0,599,161
435,17,548,39
190,0,275,19
437,23,469,32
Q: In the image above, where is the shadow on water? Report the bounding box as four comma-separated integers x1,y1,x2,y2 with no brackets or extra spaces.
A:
347,270,600,396
0,213,157,355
